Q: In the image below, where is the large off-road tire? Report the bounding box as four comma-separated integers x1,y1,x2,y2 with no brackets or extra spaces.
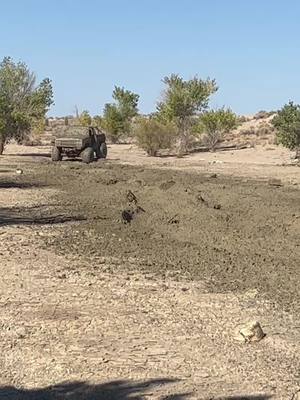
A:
99,142,107,159
51,146,62,161
81,147,94,164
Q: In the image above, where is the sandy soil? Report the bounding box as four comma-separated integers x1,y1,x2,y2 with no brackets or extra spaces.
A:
0,144,299,400
3,143,300,186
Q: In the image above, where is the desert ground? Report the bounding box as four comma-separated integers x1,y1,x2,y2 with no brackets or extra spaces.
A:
0,143,299,400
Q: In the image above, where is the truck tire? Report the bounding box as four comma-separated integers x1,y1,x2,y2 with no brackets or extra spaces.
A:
81,147,94,164
51,146,62,161
99,142,107,159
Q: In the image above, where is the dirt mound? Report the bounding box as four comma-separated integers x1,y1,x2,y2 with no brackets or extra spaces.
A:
15,161,299,317
224,113,276,148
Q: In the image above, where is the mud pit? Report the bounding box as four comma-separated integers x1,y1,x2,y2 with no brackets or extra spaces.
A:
23,161,300,316
0,150,299,399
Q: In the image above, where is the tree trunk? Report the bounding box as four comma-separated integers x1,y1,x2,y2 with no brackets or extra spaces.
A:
177,119,189,156
0,137,4,155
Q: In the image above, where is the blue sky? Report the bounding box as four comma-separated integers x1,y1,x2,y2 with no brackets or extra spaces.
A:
1,0,300,116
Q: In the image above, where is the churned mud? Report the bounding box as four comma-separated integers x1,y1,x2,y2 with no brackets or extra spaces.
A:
0,146,299,399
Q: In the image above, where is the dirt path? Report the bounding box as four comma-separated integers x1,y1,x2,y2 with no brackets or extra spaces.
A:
3,143,300,186
0,146,299,399
1,226,300,399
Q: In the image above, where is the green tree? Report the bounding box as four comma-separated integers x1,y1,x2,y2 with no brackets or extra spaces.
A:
103,86,139,143
102,104,124,143
0,57,53,154
272,102,300,158
79,110,92,126
157,74,218,153
134,116,177,156
195,108,238,151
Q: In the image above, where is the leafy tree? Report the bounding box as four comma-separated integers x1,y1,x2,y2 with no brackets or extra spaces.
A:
195,108,238,151
272,101,300,158
157,74,218,153
0,57,53,154
79,110,92,126
103,86,139,143
134,116,177,156
112,86,139,121
102,104,124,143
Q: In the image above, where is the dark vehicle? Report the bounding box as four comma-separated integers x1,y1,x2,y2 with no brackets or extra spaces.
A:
51,126,107,163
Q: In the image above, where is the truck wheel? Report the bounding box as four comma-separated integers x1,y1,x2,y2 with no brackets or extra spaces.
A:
99,142,107,159
51,146,62,161
81,147,94,164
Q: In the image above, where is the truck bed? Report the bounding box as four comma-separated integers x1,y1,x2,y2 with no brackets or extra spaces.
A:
54,137,84,149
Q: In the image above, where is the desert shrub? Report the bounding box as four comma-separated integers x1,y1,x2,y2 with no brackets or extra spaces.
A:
238,115,249,123
157,74,218,154
102,86,139,143
254,110,277,120
239,126,257,136
92,115,104,129
255,122,274,137
79,110,92,126
254,111,268,119
272,102,300,157
195,108,238,151
134,117,177,156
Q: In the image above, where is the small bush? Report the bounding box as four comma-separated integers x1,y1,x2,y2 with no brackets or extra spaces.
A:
272,102,300,155
240,126,256,136
79,110,92,127
254,111,268,119
254,110,277,120
255,123,274,137
238,115,249,123
196,108,238,151
134,117,177,156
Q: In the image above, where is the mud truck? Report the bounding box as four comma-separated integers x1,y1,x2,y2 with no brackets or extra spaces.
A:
51,126,107,163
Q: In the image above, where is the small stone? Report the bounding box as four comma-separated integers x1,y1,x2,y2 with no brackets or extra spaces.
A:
239,321,265,343
16,327,27,339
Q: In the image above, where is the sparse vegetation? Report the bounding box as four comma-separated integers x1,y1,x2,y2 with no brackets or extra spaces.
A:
79,110,92,126
254,110,276,120
92,115,104,129
157,74,218,154
238,115,249,123
133,117,177,156
195,108,238,151
272,102,300,157
0,57,53,154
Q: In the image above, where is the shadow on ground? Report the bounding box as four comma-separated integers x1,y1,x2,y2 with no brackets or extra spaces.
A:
0,206,86,227
0,380,274,400
0,379,190,400
0,181,46,189
219,396,272,400
4,152,51,158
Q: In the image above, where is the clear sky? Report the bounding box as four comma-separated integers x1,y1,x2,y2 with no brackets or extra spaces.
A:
1,0,300,116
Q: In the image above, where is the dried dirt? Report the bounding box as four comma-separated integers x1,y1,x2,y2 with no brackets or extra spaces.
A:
0,144,299,399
